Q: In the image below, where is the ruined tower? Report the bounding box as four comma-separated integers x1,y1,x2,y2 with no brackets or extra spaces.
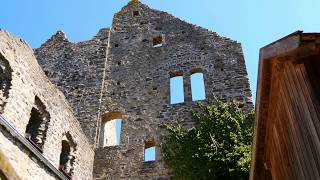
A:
35,1,252,178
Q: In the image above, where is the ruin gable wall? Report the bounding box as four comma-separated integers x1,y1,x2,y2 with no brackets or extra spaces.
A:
35,1,253,179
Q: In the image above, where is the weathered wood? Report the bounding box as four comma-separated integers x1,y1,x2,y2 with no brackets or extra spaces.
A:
250,32,320,180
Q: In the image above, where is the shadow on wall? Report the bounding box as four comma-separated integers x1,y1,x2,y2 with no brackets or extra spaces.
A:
0,53,13,113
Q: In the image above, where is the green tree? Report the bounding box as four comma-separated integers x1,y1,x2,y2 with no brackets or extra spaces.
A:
162,97,254,180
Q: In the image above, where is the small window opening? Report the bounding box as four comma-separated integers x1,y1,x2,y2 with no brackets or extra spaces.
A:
190,71,206,101
25,97,50,152
100,112,122,147
133,11,140,17
169,71,184,104
115,44,119,48
44,70,49,76
59,141,71,176
59,136,76,179
153,36,163,48
144,140,156,162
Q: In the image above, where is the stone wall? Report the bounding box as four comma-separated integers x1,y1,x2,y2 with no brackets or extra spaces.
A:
35,29,110,145
94,2,252,179
0,52,12,113
0,29,94,179
0,123,58,180
35,1,253,179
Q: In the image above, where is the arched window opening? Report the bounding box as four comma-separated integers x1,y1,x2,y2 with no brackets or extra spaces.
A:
59,133,76,179
0,53,13,113
190,71,206,101
153,35,163,48
59,141,70,169
100,112,122,147
25,97,50,152
59,141,72,178
144,140,156,162
169,71,184,104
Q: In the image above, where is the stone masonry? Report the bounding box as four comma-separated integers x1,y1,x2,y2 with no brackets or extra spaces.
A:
0,29,94,179
34,1,253,179
35,29,110,145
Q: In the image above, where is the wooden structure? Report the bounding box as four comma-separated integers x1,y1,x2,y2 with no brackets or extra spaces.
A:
250,31,320,180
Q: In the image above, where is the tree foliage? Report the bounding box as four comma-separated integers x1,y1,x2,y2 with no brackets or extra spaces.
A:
162,97,254,180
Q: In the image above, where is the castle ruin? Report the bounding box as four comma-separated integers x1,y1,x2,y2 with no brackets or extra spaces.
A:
0,1,252,179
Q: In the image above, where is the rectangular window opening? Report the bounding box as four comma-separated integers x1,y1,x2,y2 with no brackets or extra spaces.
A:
170,75,184,104
144,146,156,162
133,11,140,17
191,72,206,101
153,36,163,48
103,119,122,146
100,112,122,147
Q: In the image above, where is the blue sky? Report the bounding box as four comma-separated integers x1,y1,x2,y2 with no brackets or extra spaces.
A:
170,76,184,104
1,0,320,102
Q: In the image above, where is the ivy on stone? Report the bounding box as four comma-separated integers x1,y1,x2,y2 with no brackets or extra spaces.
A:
162,97,254,180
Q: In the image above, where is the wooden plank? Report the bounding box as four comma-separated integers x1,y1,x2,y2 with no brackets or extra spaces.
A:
281,89,309,180
298,64,320,139
295,65,320,172
271,127,285,180
279,78,306,180
281,65,312,180
283,63,319,179
274,99,296,180
288,63,320,178
271,66,292,180
265,60,283,175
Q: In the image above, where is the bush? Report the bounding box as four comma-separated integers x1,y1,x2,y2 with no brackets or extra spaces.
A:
162,97,254,180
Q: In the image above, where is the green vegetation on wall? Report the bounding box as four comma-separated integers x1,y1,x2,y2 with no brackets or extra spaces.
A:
162,97,254,180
